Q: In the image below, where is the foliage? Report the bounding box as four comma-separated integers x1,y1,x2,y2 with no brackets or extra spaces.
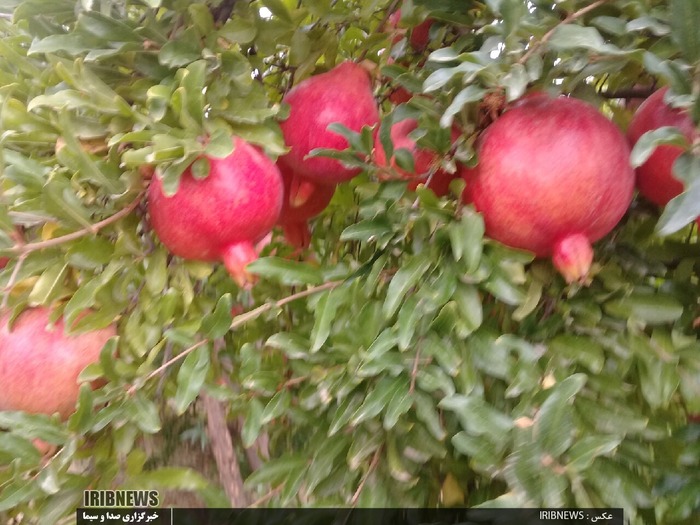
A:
0,0,699,524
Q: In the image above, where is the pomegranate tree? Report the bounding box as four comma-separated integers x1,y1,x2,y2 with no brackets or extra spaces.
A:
279,61,379,185
148,137,283,287
627,87,698,208
467,94,635,283
0,307,116,419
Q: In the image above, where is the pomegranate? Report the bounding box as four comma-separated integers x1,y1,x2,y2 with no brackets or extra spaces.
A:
627,87,698,207
277,164,335,248
148,137,283,287
279,62,379,185
0,307,116,419
388,9,434,51
0,257,8,269
467,94,635,283
374,119,461,181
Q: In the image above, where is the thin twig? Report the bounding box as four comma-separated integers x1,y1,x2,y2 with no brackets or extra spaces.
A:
125,280,345,395
409,346,421,395
126,340,208,396
518,0,610,65
351,446,382,505
247,483,284,508
11,192,145,255
1,252,27,310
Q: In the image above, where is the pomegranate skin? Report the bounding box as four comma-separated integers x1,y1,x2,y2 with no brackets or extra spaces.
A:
276,164,335,249
279,62,379,185
469,95,634,282
0,308,116,419
627,87,697,207
148,138,283,286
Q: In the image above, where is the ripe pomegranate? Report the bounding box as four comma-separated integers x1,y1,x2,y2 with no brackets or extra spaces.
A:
277,164,335,248
627,87,698,207
467,94,635,283
279,62,379,186
0,307,116,419
0,257,8,269
148,137,283,287
388,9,434,51
374,119,461,181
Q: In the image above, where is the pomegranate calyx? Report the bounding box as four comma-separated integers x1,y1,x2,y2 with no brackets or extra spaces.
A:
289,177,317,208
552,233,594,284
221,242,259,289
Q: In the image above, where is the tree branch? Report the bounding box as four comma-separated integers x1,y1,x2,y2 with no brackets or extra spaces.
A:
126,280,345,395
518,0,610,65
11,192,145,255
202,392,250,507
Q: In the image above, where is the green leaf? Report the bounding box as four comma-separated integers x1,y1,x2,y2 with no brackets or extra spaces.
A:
159,28,202,68
28,263,68,306
439,395,513,439
535,374,587,457
310,288,346,352
451,210,484,272
383,257,432,318
441,84,487,129
0,479,43,512
566,435,622,472
128,392,162,433
201,294,233,339
670,0,700,62
383,378,413,430
174,344,210,415
328,393,364,436
340,217,393,242
351,377,406,426
241,398,264,448
247,256,324,285
548,24,623,54
452,283,483,335
145,248,168,295
604,292,684,324
629,126,688,168
423,59,487,93
244,455,307,488
261,389,291,424
656,154,700,235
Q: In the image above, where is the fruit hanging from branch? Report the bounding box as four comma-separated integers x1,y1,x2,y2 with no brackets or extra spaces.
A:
279,61,379,185
148,137,284,287
465,94,635,283
276,164,335,249
627,86,698,208
0,307,116,419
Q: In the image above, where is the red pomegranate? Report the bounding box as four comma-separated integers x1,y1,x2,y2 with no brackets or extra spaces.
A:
388,9,434,51
0,307,116,419
467,94,635,283
279,62,379,186
277,165,335,248
0,257,8,269
627,87,698,207
148,137,283,287
374,119,461,181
